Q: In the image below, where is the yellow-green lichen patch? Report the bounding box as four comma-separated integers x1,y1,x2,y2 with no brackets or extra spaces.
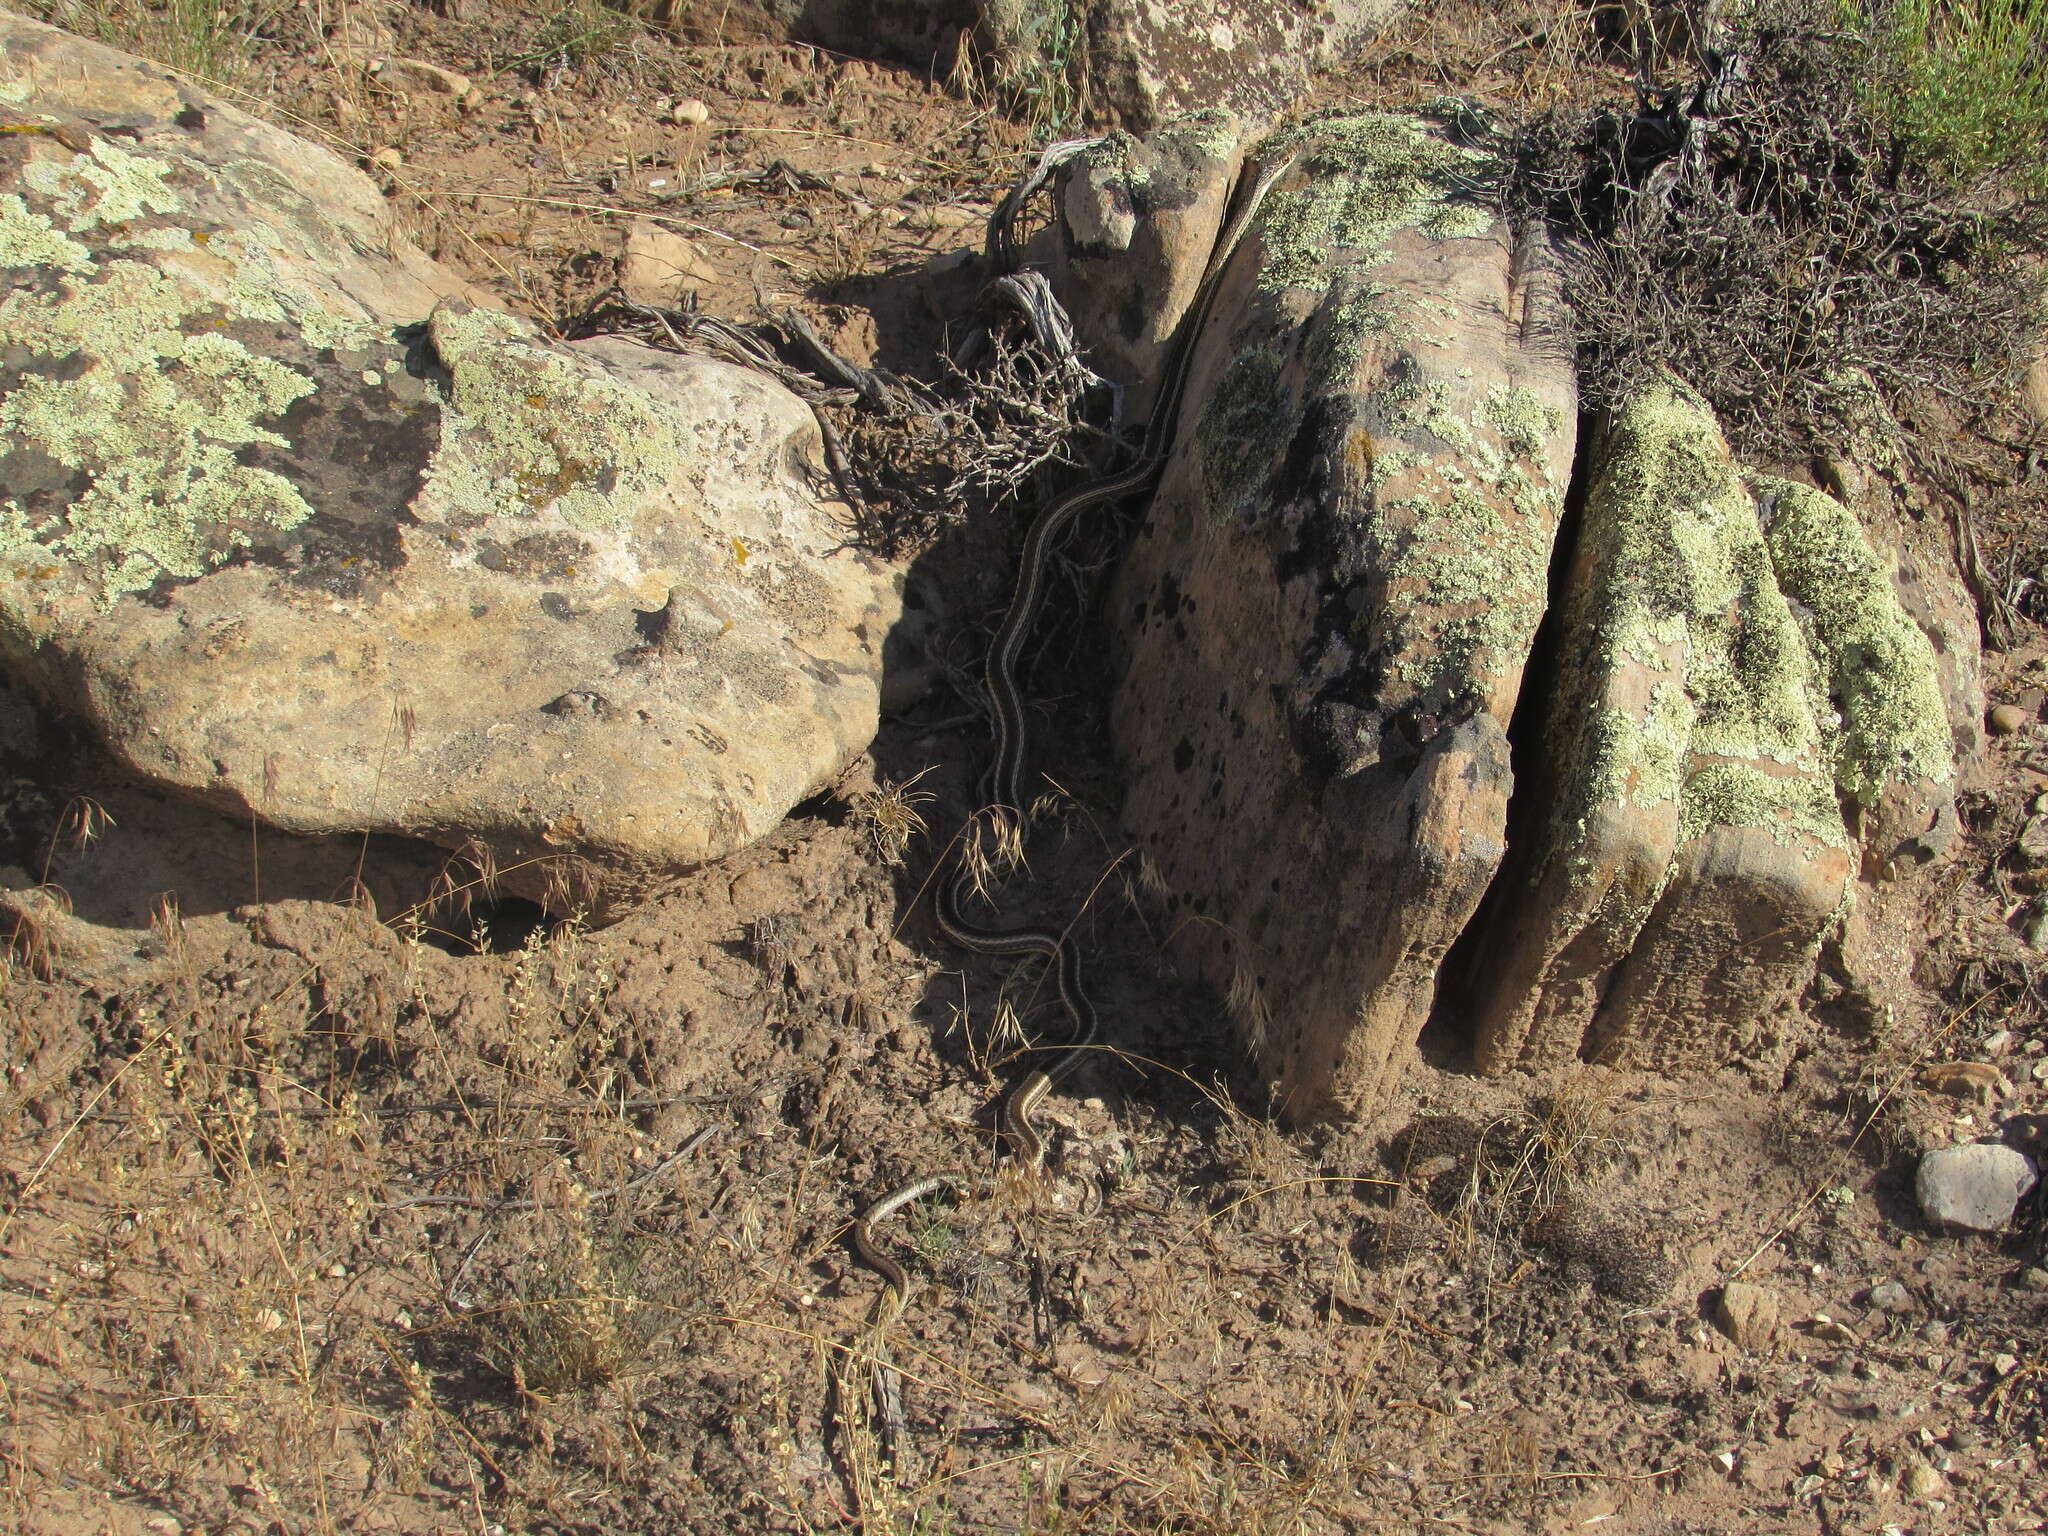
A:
1154,108,1239,166
0,193,91,271
425,305,686,531
1752,473,1955,803
1558,383,1848,854
1253,114,1496,295
0,255,318,606
21,137,182,231
1481,385,1563,461
1370,473,1555,704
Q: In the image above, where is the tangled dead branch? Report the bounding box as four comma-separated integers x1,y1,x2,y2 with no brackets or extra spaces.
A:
1506,5,2048,461
572,152,1114,558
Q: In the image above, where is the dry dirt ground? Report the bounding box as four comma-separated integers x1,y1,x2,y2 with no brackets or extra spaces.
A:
1,3,2046,1534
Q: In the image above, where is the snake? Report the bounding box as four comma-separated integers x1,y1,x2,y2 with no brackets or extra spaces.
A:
851,148,1296,1329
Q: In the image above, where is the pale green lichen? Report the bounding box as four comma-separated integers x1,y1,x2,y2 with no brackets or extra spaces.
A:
21,138,182,231
1481,385,1563,461
1155,108,1239,165
1254,114,1496,295
425,305,683,530
1556,382,1849,855
0,194,92,271
1752,473,1955,802
0,259,317,603
0,134,423,607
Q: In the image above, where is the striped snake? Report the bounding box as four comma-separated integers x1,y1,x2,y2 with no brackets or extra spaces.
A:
851,149,1295,1329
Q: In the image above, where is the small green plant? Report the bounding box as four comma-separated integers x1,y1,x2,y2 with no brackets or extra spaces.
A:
1867,0,2048,191
501,0,641,76
971,0,1086,133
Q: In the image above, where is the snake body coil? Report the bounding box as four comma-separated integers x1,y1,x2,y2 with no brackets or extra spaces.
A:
853,149,1294,1324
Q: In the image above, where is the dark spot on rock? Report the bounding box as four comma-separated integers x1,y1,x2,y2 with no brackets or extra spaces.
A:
1173,737,1194,773
174,106,206,130
542,689,610,719
538,592,578,622
1158,573,1182,619
1118,286,1148,346
471,603,489,618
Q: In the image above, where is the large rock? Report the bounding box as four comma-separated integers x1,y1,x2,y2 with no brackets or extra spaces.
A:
1047,115,1243,427
692,0,1403,131
1464,384,1956,1074
1916,1143,2039,1232
0,16,899,914
1109,114,1578,1120
1066,113,1972,1121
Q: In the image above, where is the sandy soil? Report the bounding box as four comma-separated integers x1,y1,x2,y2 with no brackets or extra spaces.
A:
0,4,2043,1534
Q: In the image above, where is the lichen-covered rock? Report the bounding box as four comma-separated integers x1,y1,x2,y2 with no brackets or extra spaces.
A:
729,0,1402,132
1464,383,1957,1074
1109,113,1577,1120
0,16,899,913
1075,112,1975,1121
1048,114,1243,427
1029,0,1404,132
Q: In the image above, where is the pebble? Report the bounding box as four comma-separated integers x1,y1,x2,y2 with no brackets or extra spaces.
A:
367,146,403,171
2020,1266,2048,1292
1714,1281,1780,1350
1903,1459,1946,1499
1866,1278,1916,1313
1916,1143,2039,1231
671,97,710,125
1993,1352,2020,1376
1920,1320,1952,1345
1990,703,2031,736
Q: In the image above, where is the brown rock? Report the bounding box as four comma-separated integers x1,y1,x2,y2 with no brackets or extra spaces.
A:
618,219,718,305
1713,1282,1780,1350
1107,115,1575,1119
1049,121,1243,428
376,56,474,102
1990,702,2030,736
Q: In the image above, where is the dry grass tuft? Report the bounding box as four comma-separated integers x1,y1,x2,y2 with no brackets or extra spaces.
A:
849,768,936,865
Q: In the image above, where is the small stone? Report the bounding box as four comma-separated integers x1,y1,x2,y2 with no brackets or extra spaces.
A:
1984,1029,2014,1054
618,219,717,305
671,97,710,125
367,146,402,171
2024,356,2048,431
1714,1281,1780,1350
144,1519,181,1536
326,1261,347,1279
1920,1320,1951,1345
376,56,473,99
1903,1459,1946,1499
1993,1352,2020,1376
1989,703,2030,736
1916,1143,2038,1231
2019,816,2048,867
2019,1266,2048,1292
1866,1278,1916,1314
